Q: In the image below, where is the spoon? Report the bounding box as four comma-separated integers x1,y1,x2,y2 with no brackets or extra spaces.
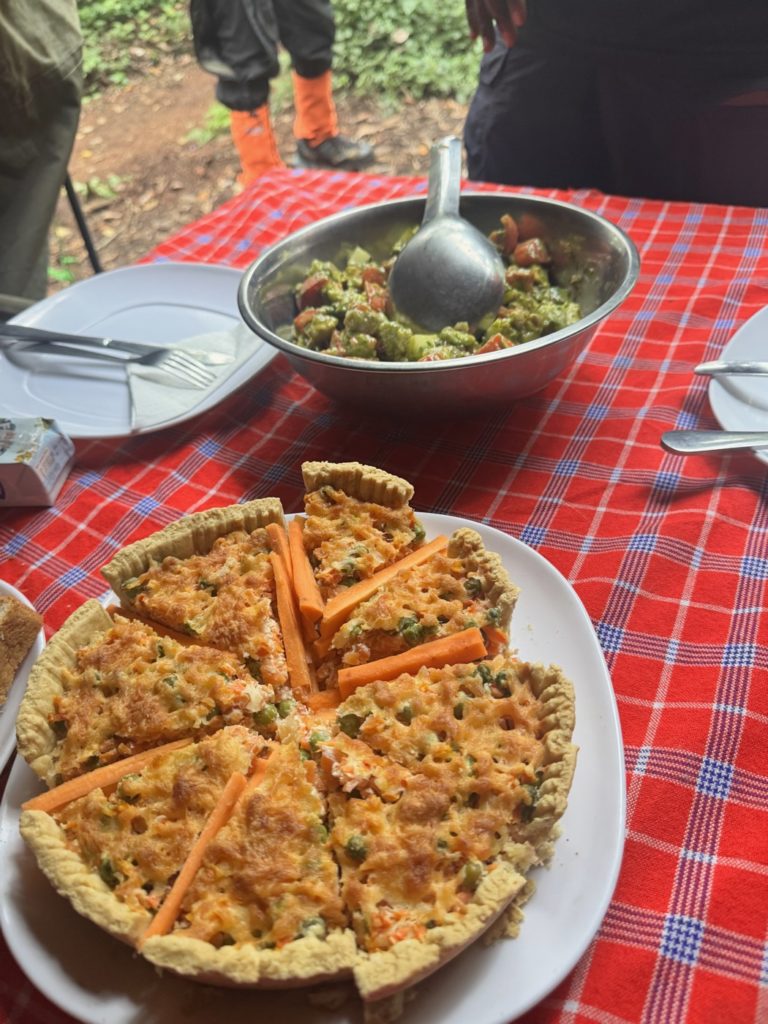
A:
661,429,768,454
387,136,506,332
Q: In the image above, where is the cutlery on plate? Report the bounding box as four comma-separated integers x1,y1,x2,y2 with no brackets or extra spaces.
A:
0,322,235,367
695,360,768,377
15,341,215,389
661,429,768,454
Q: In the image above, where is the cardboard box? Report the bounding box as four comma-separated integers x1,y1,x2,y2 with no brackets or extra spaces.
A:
0,417,74,506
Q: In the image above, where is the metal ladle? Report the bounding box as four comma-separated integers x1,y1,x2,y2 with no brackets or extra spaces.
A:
388,136,506,332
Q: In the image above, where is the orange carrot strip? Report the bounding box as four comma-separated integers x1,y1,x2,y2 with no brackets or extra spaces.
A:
242,752,272,797
312,634,332,661
270,551,316,696
337,627,487,700
288,518,324,625
266,523,314,640
484,625,509,652
139,770,248,945
319,536,449,640
22,738,194,814
301,614,319,646
266,523,293,581
305,689,342,712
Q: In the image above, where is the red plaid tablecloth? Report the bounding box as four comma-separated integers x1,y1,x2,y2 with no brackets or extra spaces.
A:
1,168,767,1024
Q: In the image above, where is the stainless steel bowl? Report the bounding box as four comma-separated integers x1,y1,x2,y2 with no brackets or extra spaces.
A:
238,192,640,415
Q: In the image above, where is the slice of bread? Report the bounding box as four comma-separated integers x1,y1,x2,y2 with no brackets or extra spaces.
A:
0,595,43,703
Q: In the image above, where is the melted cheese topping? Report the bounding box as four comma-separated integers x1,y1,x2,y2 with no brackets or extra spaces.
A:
55,727,262,915
175,742,347,949
321,552,508,685
50,617,275,781
303,486,423,599
124,529,288,689
322,655,545,950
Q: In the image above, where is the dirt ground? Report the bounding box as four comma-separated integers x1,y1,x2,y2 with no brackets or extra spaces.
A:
52,54,468,287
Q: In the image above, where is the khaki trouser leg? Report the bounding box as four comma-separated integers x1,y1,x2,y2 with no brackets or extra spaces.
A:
0,71,81,302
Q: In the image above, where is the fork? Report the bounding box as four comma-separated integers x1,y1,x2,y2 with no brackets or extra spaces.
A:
0,321,229,366
12,340,216,389
0,324,216,388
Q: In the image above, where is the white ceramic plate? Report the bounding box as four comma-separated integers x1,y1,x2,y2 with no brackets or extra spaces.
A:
708,306,768,465
0,515,625,1024
0,263,277,440
0,581,45,773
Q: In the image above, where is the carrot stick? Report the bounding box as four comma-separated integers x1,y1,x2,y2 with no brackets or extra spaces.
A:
288,518,324,625
270,551,316,696
312,634,333,661
305,689,342,712
139,769,248,945
22,738,194,813
266,523,293,581
337,627,487,700
301,614,319,646
319,536,448,640
242,751,272,797
484,625,509,651
266,523,316,640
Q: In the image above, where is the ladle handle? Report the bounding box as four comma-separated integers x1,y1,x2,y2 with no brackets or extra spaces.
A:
423,136,462,225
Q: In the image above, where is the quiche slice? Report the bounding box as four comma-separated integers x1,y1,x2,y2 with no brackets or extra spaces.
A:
16,600,276,787
19,726,264,947
316,527,519,687
101,499,290,690
301,461,425,600
142,739,358,987
319,653,577,1001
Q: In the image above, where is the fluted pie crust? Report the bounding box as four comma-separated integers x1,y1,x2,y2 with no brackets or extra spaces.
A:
15,462,577,1017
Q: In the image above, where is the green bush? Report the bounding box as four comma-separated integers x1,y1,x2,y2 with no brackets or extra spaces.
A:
77,0,480,103
79,0,189,92
332,0,481,103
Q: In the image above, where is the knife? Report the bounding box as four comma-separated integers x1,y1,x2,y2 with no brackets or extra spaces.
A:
0,322,236,366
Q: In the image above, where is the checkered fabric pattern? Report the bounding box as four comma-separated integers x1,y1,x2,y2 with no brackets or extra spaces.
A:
1,167,768,1024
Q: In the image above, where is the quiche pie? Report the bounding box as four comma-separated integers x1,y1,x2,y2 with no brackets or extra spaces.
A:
300,461,424,599
101,499,289,690
20,726,266,946
316,527,519,687
16,600,276,787
16,461,577,1019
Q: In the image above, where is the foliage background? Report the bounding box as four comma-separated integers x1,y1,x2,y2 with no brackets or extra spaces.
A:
78,0,480,102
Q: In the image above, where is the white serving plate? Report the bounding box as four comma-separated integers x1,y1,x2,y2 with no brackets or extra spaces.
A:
0,263,277,439
0,581,45,774
708,306,768,466
0,514,625,1024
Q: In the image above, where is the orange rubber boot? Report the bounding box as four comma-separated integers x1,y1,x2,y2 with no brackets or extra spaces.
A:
292,69,338,146
292,69,374,170
229,106,285,187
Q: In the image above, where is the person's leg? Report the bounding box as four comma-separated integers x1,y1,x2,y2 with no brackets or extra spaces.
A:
191,0,279,109
464,37,612,190
0,19,81,301
274,0,374,169
190,0,284,183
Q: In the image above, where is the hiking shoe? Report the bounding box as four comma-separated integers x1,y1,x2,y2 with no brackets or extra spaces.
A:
295,135,375,171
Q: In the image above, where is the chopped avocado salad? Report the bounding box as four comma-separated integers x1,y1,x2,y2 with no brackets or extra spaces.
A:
291,215,582,362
